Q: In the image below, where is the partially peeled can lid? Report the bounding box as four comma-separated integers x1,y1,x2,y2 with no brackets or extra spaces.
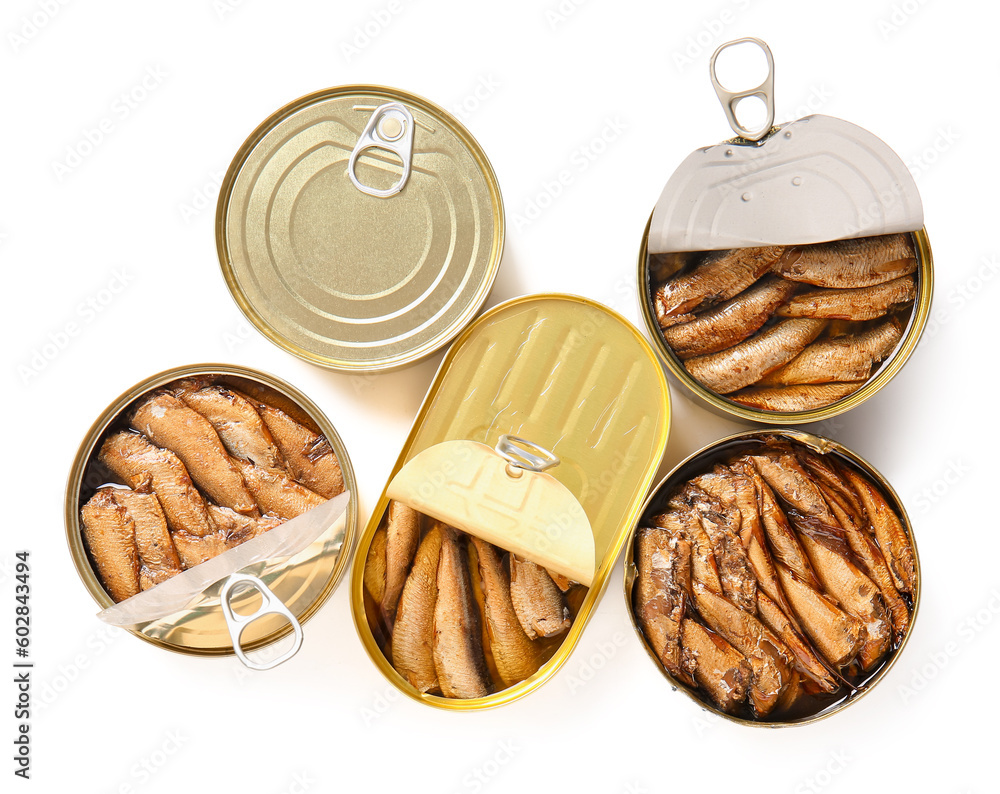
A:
648,38,924,253
216,85,505,371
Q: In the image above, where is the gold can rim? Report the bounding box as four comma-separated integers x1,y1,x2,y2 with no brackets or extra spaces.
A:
636,221,934,424
622,427,922,727
349,293,672,710
64,363,358,657
215,84,506,373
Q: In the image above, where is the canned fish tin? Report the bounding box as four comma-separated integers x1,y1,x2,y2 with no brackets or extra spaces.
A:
350,294,670,709
65,364,357,659
624,429,920,726
638,39,933,424
216,85,504,372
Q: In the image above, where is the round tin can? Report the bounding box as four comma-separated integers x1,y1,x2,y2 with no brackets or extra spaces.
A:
351,294,671,709
638,224,934,425
623,429,921,726
216,85,505,372
65,364,357,657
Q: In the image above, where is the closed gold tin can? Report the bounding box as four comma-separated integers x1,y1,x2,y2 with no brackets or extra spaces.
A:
623,429,921,726
216,85,504,372
351,294,671,709
65,364,357,657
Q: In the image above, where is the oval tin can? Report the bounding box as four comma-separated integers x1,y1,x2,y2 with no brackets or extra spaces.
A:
623,428,921,726
216,85,504,372
350,294,671,709
66,364,357,657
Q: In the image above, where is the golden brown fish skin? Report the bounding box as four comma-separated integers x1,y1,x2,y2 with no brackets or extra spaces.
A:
130,392,258,516
774,233,916,289
652,510,722,597
751,470,820,589
673,486,756,613
223,380,322,435
99,431,217,538
685,318,827,394
693,585,793,717
756,592,839,694
81,489,141,602
178,385,288,474
775,275,916,320
729,382,863,412
749,449,840,529
634,526,695,686
391,524,444,694
363,527,388,605
433,530,492,699
799,535,889,670
206,505,283,546
381,501,421,630
759,317,903,387
841,467,917,594
256,404,344,499
170,530,230,568
775,565,866,668
797,451,866,520
466,540,503,688
509,555,571,640
655,246,787,326
112,489,182,590
680,619,752,714
233,459,326,519
549,572,573,592
661,277,799,358
472,541,545,688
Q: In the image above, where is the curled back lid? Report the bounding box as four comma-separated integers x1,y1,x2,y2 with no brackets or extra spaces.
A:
649,39,924,253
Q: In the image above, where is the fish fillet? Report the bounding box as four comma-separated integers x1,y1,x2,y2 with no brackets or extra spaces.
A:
81,489,141,602
381,501,421,629
99,431,216,537
433,530,492,698
206,504,283,546
756,592,838,693
509,555,571,639
234,459,326,519
363,527,388,605
661,277,798,358
131,392,257,515
775,275,916,320
681,619,752,714
113,488,182,590
652,510,722,596
392,523,444,693
684,319,826,394
729,382,862,412
257,404,344,499
224,380,322,435
171,530,230,568
774,233,916,288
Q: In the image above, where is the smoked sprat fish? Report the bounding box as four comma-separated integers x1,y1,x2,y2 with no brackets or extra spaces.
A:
509,555,571,640
392,523,444,694
773,233,916,289
776,275,916,320
81,489,142,602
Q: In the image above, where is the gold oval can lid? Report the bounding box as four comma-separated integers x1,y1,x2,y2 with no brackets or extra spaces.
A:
217,85,505,371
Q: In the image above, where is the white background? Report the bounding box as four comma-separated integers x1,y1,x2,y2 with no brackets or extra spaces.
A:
3,0,997,791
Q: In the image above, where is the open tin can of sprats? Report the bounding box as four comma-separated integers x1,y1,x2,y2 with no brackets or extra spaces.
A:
624,429,920,726
216,85,504,372
350,293,671,709
65,364,357,667
638,38,933,424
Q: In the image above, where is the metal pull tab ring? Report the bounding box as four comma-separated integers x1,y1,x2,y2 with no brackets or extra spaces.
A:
496,435,560,479
221,573,303,671
348,101,414,198
709,37,775,142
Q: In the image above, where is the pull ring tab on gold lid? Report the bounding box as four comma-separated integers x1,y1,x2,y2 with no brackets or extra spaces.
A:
709,37,775,142
221,573,303,670
495,434,560,478
348,101,415,198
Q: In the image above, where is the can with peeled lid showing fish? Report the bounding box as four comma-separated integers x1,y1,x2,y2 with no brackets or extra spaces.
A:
66,364,357,668
216,85,504,372
624,429,920,726
350,293,671,709
637,38,933,424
